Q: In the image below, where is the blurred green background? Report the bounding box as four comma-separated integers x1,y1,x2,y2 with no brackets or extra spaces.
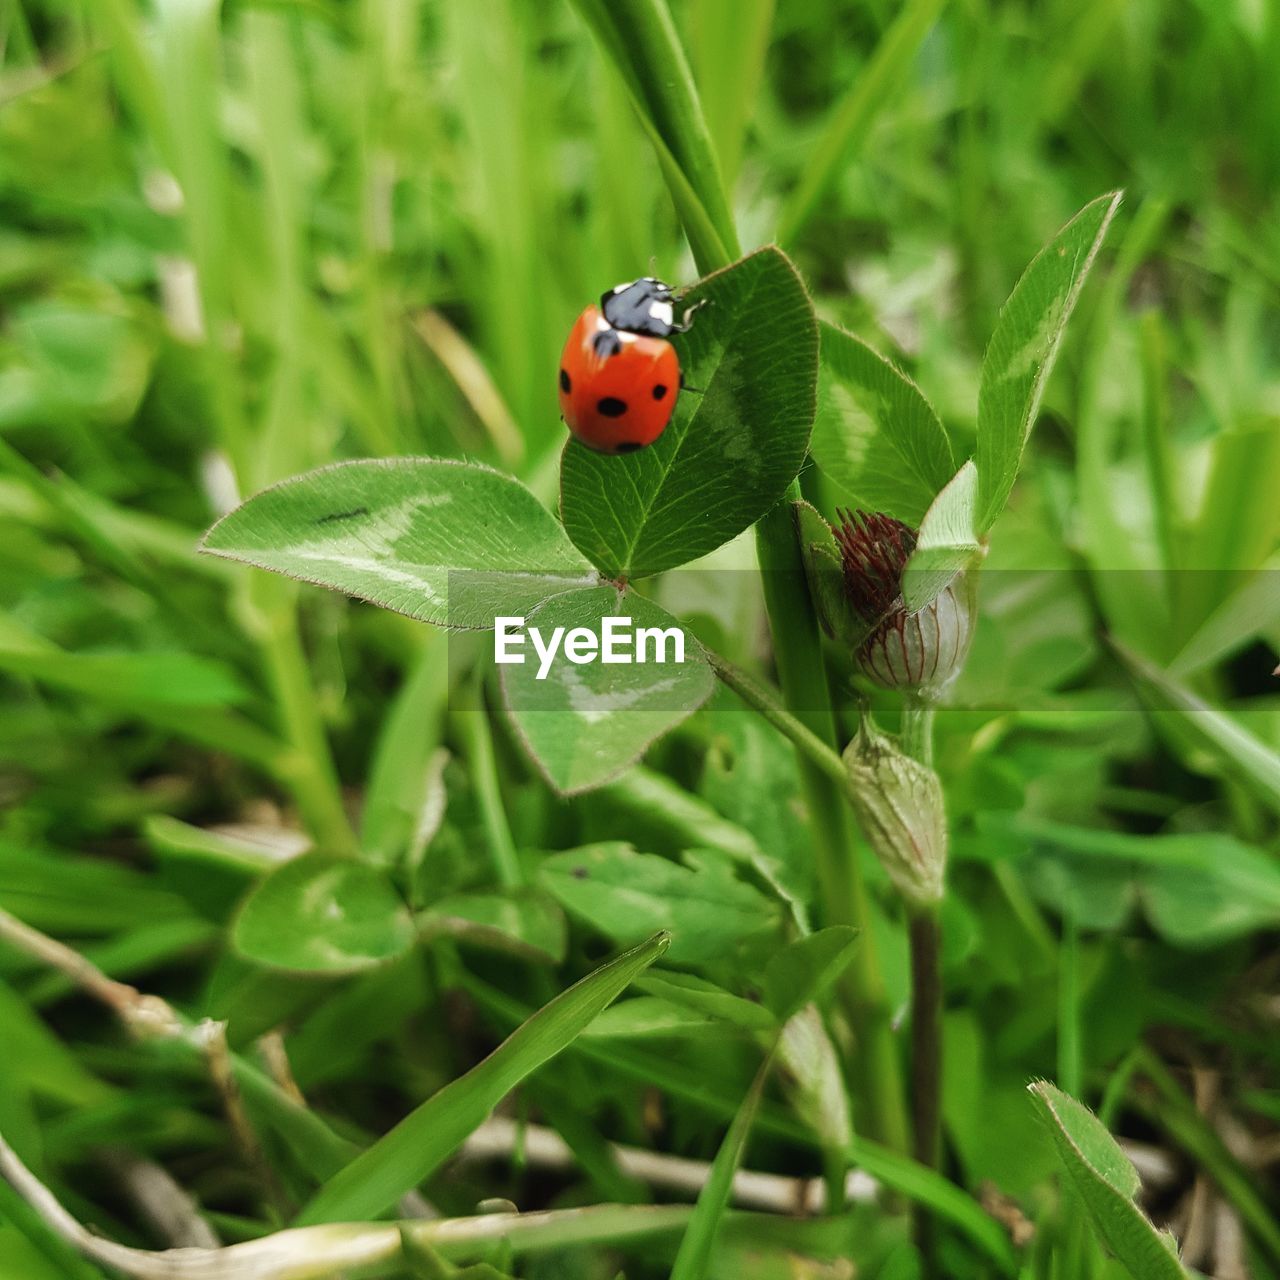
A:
1,1,1279,1278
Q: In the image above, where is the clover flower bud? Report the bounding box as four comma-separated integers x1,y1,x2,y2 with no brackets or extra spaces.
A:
833,509,974,696
843,718,947,907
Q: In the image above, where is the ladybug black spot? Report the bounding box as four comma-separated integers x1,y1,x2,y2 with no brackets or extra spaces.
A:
652,384,667,400
597,397,627,418
559,368,571,393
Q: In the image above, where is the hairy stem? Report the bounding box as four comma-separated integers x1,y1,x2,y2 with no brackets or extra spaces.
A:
900,697,945,1272
704,649,847,787
908,907,943,1176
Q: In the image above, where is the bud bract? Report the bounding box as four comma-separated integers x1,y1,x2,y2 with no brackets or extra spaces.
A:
833,509,975,695
843,718,947,906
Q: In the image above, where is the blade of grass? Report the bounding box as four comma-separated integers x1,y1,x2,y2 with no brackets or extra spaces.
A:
690,0,775,189
296,932,671,1224
569,0,739,272
670,1047,775,1280
777,0,947,247
1111,637,1280,816
462,973,1017,1274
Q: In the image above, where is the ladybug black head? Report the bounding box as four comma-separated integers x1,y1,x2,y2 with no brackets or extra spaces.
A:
601,277,680,338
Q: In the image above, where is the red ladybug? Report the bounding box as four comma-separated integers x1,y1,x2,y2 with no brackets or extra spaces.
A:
558,277,697,455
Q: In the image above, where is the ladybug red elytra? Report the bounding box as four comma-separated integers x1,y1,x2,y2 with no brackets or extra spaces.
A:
558,277,699,455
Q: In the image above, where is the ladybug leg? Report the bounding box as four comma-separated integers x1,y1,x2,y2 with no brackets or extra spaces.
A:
679,369,705,395
672,296,709,332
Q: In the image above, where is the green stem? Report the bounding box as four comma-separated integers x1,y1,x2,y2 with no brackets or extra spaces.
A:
754,493,910,1158
253,582,358,856
900,696,936,766
459,673,524,891
907,907,943,1173
704,651,847,788
900,698,944,1273
907,906,943,1271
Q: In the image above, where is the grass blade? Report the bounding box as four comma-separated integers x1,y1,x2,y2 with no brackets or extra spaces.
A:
1112,638,1280,816
569,0,738,271
464,972,1019,1274
297,932,670,1223
670,1048,774,1280
776,0,948,246
690,0,775,189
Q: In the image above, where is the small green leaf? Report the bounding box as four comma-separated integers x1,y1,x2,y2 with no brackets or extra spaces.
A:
901,460,982,610
232,854,415,974
202,459,594,629
420,891,567,964
297,931,670,1223
560,246,818,579
500,586,714,794
539,843,782,966
1141,838,1280,946
1030,1081,1188,1279
977,192,1122,532
582,995,719,1039
1005,817,1280,946
670,1049,773,1280
637,970,777,1031
811,323,955,526
794,498,862,645
763,926,859,1022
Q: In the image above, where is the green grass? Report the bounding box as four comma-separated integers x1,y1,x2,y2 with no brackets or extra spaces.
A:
1,2,1279,1279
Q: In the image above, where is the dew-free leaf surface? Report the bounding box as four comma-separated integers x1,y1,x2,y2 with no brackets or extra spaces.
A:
540,843,781,965
669,1049,773,1280
420,891,568,965
811,323,955,526
902,459,982,610
560,246,817,579
1030,1081,1188,1279
233,853,415,974
977,191,1122,532
1114,639,1280,815
763,926,859,1022
202,458,594,628
500,585,714,793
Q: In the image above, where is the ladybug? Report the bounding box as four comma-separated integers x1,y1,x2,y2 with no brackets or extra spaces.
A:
558,277,698,455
